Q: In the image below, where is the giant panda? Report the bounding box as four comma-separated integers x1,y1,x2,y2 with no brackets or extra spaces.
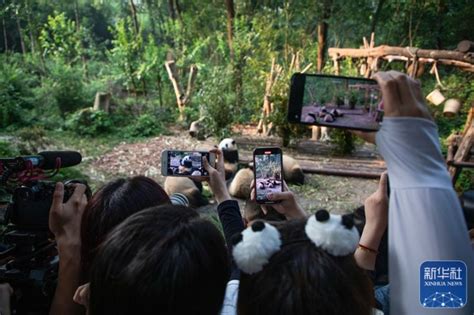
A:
283,154,305,185
228,167,253,200
218,138,239,180
164,177,208,208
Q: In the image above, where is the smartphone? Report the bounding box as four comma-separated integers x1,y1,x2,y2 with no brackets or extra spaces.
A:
161,150,215,177
288,73,383,131
253,147,283,204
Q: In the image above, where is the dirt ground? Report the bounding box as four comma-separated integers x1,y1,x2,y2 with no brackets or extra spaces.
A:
81,133,379,215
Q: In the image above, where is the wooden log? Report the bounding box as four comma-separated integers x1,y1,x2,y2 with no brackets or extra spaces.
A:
448,161,474,168
457,40,474,53
328,45,474,64
382,55,474,73
299,165,384,179
462,104,474,137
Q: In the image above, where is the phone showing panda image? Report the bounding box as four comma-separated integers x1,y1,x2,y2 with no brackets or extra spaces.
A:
161,150,215,177
253,147,283,204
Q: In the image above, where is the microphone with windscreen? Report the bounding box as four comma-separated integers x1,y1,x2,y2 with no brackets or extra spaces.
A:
37,151,82,169
0,151,82,172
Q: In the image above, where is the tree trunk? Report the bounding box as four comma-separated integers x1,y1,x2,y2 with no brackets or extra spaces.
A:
317,21,327,72
316,1,331,72
73,0,88,76
225,0,243,110
2,16,7,52
129,0,140,35
167,0,182,22
165,60,197,121
370,0,386,34
435,0,446,50
24,0,35,53
167,0,177,20
144,0,159,43
15,8,26,54
225,0,235,62
1,0,7,52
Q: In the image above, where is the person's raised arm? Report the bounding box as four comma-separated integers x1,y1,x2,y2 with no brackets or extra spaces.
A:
49,183,87,315
203,150,244,246
368,71,473,314
354,173,388,271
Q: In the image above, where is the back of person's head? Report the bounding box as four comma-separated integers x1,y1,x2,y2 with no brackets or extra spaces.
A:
81,176,170,279
88,205,230,315
235,215,374,315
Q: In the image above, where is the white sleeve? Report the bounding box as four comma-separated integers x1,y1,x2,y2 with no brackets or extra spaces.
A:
220,280,239,315
376,117,474,314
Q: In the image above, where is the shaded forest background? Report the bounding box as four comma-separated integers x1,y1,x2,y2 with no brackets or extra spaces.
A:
0,0,473,158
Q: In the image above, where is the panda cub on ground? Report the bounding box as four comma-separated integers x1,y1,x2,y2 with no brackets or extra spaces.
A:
228,167,253,200
218,138,239,180
164,177,208,208
283,154,305,185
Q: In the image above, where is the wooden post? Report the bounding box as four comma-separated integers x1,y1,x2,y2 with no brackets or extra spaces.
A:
448,105,474,181
311,126,320,140
93,92,111,113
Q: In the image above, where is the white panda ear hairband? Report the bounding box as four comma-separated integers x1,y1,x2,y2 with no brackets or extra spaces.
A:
232,210,359,275
305,209,360,256
232,221,282,275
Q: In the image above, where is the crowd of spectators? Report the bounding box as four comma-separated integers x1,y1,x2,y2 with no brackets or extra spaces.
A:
1,71,473,315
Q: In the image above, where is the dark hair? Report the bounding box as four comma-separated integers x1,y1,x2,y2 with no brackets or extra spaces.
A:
88,205,230,315
81,176,170,279
237,219,374,315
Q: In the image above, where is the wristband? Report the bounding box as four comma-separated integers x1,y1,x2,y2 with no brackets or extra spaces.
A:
358,243,378,254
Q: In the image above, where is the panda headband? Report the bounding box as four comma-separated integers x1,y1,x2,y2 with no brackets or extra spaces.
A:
232,210,359,275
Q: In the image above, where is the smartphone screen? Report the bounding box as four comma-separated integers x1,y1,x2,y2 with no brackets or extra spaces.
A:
165,151,209,176
288,73,383,131
254,148,283,204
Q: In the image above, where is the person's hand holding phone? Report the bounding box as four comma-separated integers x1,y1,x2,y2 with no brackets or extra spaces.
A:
202,149,232,203
250,180,306,220
352,71,432,143
373,71,432,120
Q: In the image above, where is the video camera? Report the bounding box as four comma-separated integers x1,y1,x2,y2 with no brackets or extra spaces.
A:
0,151,90,314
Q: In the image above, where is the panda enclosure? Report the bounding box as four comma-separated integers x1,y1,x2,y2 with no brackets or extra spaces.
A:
87,130,383,214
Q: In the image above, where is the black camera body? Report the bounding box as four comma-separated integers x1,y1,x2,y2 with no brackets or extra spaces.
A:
6,179,89,230
0,151,87,314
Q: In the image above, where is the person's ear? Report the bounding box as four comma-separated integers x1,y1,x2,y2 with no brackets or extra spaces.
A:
73,283,90,309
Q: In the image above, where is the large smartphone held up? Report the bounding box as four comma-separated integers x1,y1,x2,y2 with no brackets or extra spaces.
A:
287,73,383,131
161,150,215,177
253,147,283,204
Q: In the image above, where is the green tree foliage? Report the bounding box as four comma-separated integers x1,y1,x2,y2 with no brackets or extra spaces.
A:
0,57,36,128
39,11,84,63
0,0,472,145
